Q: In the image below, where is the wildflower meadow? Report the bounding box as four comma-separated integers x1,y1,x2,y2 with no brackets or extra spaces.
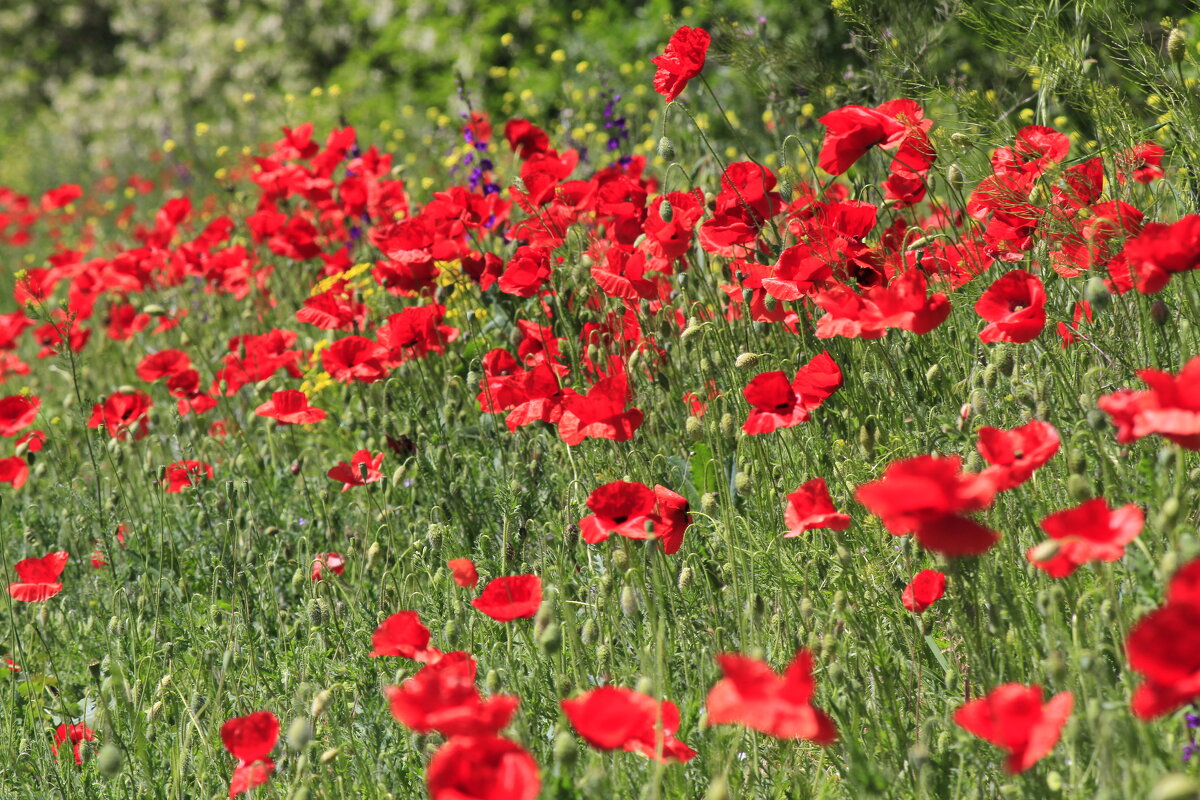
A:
4,2,1200,798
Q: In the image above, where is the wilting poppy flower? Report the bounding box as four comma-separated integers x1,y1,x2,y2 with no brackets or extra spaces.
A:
163,460,214,493
426,734,540,800
705,649,838,742
87,391,151,440
1099,355,1200,449
327,449,384,490
901,569,947,612
1027,498,1143,578
52,722,95,765
0,394,39,437
472,575,542,622
784,477,851,536
1126,558,1200,718
856,455,1000,556
651,26,710,102
370,611,442,662
221,710,278,798
954,684,1073,773
0,456,28,489
8,551,68,602
254,390,326,425
561,686,696,762
975,269,1046,343
742,351,842,435
447,558,479,588
977,420,1060,491
580,481,659,544
386,651,519,736
311,552,345,581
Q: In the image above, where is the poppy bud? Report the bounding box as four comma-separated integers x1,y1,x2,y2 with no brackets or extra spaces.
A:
1151,299,1170,326
581,618,596,644
944,668,957,690
907,743,931,769
946,164,965,191
705,775,730,800
734,352,762,370
700,492,717,514
366,541,381,568
319,747,339,765
719,412,735,440
992,345,1016,376
534,600,554,636
1168,27,1188,64
799,597,814,622
311,689,332,718
538,622,562,653
1156,496,1182,532
1079,275,1111,309
635,676,654,695
734,471,751,495
485,669,500,694
290,790,310,800
982,363,999,389
968,389,988,416
595,644,609,663
146,699,164,724
950,132,972,149
611,548,629,571
657,136,676,160
1067,473,1092,502
659,199,674,223
1150,774,1200,800
553,730,578,766
1029,539,1061,564
620,584,639,616
287,717,313,751
685,415,703,441
97,744,123,777
832,590,847,612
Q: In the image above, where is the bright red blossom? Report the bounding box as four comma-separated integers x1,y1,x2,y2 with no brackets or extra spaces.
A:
426,734,540,800
447,558,479,588
954,684,1073,774
650,26,710,102
472,575,542,621
8,551,68,602
742,351,842,435
221,710,278,798
901,569,947,613
385,651,519,737
1028,498,1143,578
370,611,441,661
1126,558,1200,718
1098,355,1200,449
975,269,1046,343
784,477,851,536
977,420,1060,491
163,460,214,493
705,649,838,742
254,390,326,425
52,723,96,765
561,686,696,762
327,449,384,490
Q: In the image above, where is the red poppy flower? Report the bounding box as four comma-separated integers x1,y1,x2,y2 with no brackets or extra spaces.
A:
386,651,520,736
705,649,838,742
15,429,44,453
498,245,553,297
1116,142,1165,185
136,349,192,383
41,184,82,211
976,420,1060,491
1126,558,1200,718
221,710,278,798
816,105,908,175
504,118,551,160
254,390,326,425
1098,355,1200,449
557,371,643,446
653,484,691,555
426,734,540,800
4,657,18,672
784,477,851,536
0,456,28,489
370,611,442,661
561,686,696,762
855,455,1000,556
327,449,384,491
321,336,390,384
311,552,345,581
975,269,1046,343
1119,215,1200,294
1027,498,1143,578
742,351,842,435
953,684,1073,773
901,569,947,613
163,460,214,493
0,394,39,437
472,575,542,622
52,722,95,765
447,558,479,588
8,551,67,602
376,304,459,366
650,26,711,102
580,481,659,544
87,391,151,440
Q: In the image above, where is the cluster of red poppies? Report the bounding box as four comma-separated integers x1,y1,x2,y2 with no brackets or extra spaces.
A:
0,20,1198,797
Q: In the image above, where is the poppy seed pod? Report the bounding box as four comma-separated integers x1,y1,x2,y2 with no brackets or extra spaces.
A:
657,136,676,160
1168,27,1187,64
